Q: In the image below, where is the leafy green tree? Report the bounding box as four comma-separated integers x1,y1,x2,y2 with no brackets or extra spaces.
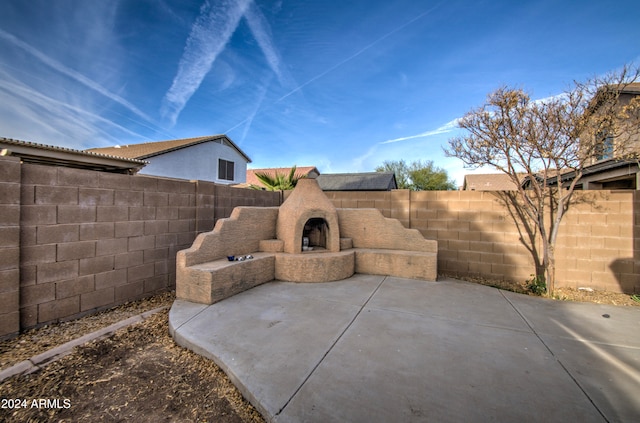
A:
251,166,304,191
375,159,456,190
409,161,457,191
375,160,410,188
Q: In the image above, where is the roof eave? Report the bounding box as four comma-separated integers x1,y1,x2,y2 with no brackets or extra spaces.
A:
1,140,147,172
137,135,252,163
536,159,640,186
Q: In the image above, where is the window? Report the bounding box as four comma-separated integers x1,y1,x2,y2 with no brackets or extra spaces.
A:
595,130,614,161
218,159,235,181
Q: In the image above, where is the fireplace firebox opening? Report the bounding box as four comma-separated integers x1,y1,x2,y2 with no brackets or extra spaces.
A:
302,218,328,251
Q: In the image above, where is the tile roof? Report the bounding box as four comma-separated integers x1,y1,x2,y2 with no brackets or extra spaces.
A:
463,173,520,191
0,137,147,173
316,172,398,191
86,135,251,162
245,166,320,187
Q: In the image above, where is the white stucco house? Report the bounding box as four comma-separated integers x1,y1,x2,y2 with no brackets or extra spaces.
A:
87,135,251,184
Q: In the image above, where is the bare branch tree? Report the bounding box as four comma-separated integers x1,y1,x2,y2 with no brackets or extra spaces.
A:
445,65,640,294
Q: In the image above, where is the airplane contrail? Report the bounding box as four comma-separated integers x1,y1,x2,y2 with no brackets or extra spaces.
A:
277,3,443,103
0,28,152,122
161,0,251,125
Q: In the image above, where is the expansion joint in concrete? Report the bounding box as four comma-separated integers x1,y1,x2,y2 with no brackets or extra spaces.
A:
499,290,609,423
275,276,388,417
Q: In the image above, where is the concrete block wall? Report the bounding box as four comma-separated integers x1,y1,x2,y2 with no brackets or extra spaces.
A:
18,166,200,330
410,191,535,284
0,156,21,338
0,161,280,337
328,189,639,294
325,191,394,219
3,160,636,337
324,190,413,227
553,190,639,293
194,180,280,232
214,184,281,222
195,180,216,233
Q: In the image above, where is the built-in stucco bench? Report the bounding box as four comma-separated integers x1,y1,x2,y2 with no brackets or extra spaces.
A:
337,208,437,281
353,248,437,281
178,246,436,305
183,252,277,305
176,207,280,304
177,206,437,305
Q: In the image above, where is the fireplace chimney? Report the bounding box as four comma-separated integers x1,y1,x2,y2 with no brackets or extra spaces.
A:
276,178,340,254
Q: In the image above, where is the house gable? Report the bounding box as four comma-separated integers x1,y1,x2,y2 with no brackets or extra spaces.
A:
87,135,251,163
462,173,520,191
86,135,251,183
140,141,248,183
316,172,398,191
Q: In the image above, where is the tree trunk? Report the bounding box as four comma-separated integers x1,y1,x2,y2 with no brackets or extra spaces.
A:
544,244,556,296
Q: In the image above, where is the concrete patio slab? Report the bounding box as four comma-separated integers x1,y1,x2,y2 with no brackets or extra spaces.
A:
170,274,385,418
170,275,640,423
368,277,532,331
501,290,640,423
167,300,209,331
500,290,640,346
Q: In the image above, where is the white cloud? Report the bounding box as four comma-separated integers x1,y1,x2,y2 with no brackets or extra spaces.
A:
161,0,293,127
244,2,284,83
380,118,460,144
0,28,151,122
351,144,380,171
238,76,271,142
277,5,441,103
0,70,148,147
161,0,251,126
348,117,464,174
376,91,567,150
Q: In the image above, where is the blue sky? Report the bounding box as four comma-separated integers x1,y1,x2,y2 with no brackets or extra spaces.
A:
1,0,639,185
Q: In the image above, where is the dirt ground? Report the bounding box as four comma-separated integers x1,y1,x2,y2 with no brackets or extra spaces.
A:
451,275,640,307
0,293,263,423
552,286,640,306
1,283,638,422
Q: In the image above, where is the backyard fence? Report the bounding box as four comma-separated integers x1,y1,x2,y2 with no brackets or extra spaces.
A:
1,154,637,339
0,156,279,338
324,189,639,295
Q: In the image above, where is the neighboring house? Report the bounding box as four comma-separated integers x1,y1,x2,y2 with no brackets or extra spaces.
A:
316,172,398,191
462,173,520,191
87,135,251,184
0,137,147,173
462,84,640,192
587,82,640,164
541,82,640,190
243,166,320,189
536,159,640,190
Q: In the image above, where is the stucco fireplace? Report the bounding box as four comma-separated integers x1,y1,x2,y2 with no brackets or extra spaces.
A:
275,178,340,254
273,178,353,282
